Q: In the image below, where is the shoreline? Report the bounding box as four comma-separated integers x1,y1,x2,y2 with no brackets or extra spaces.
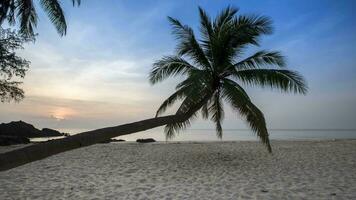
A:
1,138,356,154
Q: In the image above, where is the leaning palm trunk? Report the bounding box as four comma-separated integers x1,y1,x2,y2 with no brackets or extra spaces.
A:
0,114,183,171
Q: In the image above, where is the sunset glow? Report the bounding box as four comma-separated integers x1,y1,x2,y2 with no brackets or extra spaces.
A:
50,107,76,121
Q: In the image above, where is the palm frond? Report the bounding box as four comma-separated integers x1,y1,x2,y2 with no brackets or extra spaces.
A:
208,24,236,70
213,6,239,31
165,84,214,140
167,16,211,69
236,15,273,35
155,90,183,118
163,72,214,139
155,83,194,117
164,113,196,140
222,78,251,100
1,0,79,36
198,6,215,64
206,6,240,71
175,68,211,90
231,14,273,48
209,90,224,138
232,69,308,94
215,120,223,139
233,50,285,70
71,0,81,6
198,6,213,43
201,99,211,119
0,0,16,24
165,89,207,139
149,56,196,84
221,79,271,152
40,0,67,36
176,84,208,115
17,0,38,36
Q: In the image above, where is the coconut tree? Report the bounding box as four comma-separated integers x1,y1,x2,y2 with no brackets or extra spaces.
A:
149,6,307,151
0,6,307,171
0,0,81,36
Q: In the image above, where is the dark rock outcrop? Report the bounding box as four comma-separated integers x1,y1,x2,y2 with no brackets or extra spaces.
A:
99,139,126,143
0,135,30,146
41,128,65,137
0,121,67,138
136,138,156,143
113,139,125,142
0,121,42,137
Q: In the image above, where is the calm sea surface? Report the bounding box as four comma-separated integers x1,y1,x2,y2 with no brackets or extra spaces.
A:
31,128,356,142
116,129,356,141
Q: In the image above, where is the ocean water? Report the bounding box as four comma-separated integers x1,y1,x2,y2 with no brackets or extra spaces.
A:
30,128,356,142
115,128,356,141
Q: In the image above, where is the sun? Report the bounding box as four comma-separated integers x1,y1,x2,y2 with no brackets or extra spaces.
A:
50,107,76,121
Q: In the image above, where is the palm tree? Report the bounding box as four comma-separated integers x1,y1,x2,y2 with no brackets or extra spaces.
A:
0,0,81,36
149,6,307,151
0,6,307,171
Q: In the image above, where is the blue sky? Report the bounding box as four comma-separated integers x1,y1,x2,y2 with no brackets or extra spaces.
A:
0,0,355,139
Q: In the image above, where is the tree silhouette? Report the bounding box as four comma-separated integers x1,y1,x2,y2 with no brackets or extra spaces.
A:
0,0,80,36
0,28,33,102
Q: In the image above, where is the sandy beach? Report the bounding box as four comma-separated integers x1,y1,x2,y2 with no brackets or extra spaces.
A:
0,140,355,199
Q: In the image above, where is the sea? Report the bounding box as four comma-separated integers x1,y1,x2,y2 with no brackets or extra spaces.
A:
30,128,356,142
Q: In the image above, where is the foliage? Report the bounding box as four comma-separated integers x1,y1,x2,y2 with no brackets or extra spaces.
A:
149,6,308,152
0,28,33,102
0,0,81,36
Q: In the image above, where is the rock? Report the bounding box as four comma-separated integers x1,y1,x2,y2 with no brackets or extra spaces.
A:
99,139,126,143
136,138,156,143
0,121,67,138
0,121,42,138
0,135,30,146
62,132,71,137
112,139,125,142
41,128,64,137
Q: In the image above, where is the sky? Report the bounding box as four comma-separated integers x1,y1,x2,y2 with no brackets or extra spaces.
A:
0,0,355,140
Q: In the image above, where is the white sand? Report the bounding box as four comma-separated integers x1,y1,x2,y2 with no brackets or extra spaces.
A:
0,140,355,199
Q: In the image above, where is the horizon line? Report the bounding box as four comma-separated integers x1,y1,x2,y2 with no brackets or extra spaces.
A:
189,128,356,131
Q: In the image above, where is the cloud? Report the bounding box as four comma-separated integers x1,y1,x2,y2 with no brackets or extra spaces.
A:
2,0,356,136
